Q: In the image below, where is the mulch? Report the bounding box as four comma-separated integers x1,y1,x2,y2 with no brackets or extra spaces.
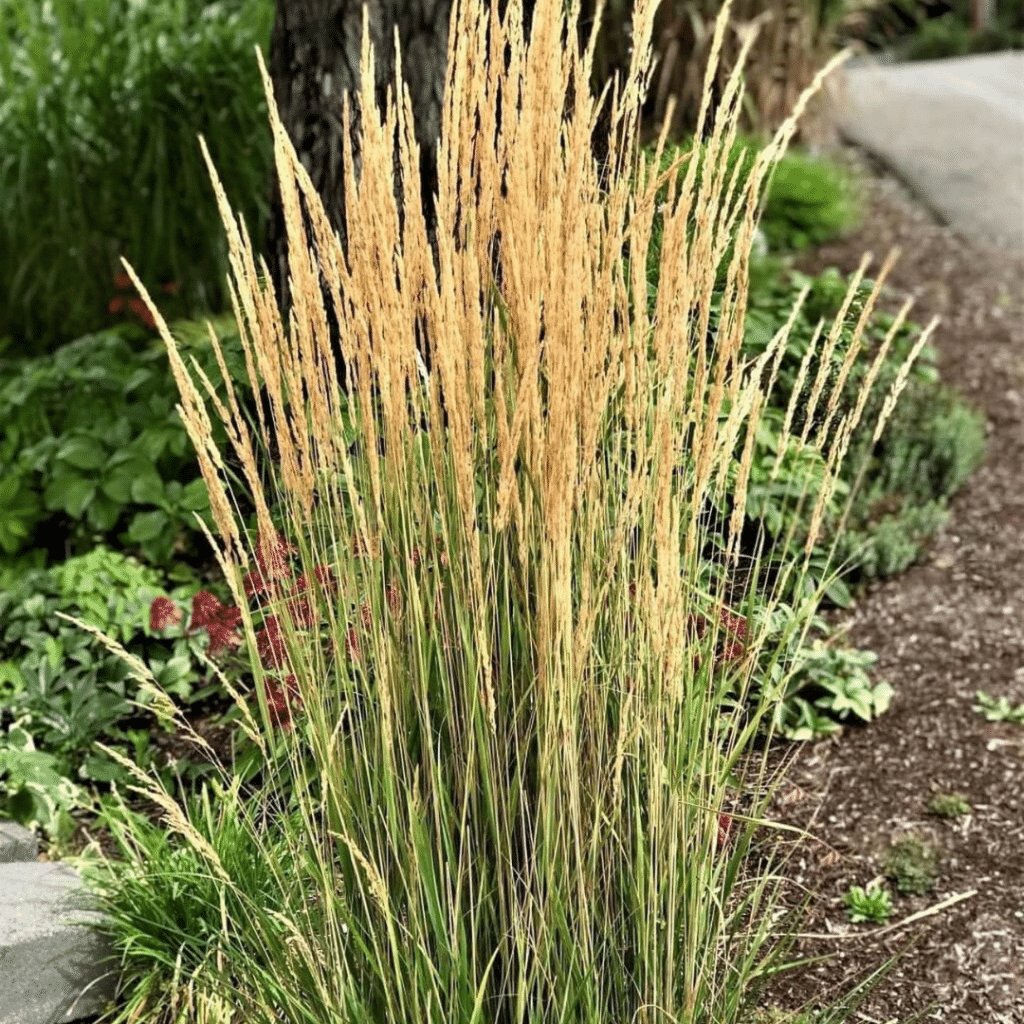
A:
759,142,1024,1024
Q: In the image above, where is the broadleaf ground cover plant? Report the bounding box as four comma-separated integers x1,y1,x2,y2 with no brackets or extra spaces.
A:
0,311,256,581
0,545,239,838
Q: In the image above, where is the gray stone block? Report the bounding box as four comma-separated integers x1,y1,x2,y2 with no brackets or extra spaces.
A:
0,862,118,1024
0,821,38,864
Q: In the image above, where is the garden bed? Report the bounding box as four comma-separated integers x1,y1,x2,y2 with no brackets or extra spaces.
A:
1,32,1013,1011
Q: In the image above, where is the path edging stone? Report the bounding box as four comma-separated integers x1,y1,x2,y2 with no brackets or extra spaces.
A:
0,821,118,1024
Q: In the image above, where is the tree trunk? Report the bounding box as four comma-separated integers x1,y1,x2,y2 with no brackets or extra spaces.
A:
264,0,453,325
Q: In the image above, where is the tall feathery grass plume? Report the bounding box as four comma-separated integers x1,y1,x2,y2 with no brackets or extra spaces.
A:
80,0,934,1021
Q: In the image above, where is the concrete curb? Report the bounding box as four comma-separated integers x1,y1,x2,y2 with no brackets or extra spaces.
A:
0,822,118,1024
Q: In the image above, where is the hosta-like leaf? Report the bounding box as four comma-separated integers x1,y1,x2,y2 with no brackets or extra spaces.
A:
45,475,95,517
128,508,169,542
872,681,895,716
56,434,107,470
101,472,134,504
130,474,166,507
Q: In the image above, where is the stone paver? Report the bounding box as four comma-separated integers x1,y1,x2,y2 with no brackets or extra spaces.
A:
0,822,38,864
0,850,117,1024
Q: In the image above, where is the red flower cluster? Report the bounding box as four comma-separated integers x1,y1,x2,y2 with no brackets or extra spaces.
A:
344,625,361,661
693,605,748,666
149,595,182,631
145,529,421,730
265,674,302,729
147,528,356,731
717,812,734,848
187,590,243,656
408,537,448,572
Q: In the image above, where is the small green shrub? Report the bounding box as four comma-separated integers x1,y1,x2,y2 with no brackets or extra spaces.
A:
973,690,1024,724
883,835,938,896
927,792,971,818
844,880,893,924
839,0,1024,58
756,148,860,253
899,11,1023,60
743,267,986,587
0,315,251,577
836,370,986,580
775,638,894,741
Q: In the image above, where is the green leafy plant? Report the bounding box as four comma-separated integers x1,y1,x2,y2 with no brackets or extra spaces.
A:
0,0,276,354
629,254,980,619
898,8,1024,61
775,636,894,740
883,835,938,896
844,880,894,924
973,690,1024,724
742,267,985,587
0,719,85,843
837,0,1024,56
755,147,861,253
0,545,230,835
0,315,251,574
926,791,971,819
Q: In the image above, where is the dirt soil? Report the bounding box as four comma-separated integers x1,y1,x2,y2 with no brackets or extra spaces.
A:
760,143,1024,1023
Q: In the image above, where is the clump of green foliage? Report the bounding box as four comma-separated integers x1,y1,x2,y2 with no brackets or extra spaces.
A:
755,147,861,253
839,0,1024,60
898,7,1023,61
927,792,971,818
0,0,275,355
883,835,939,896
775,636,894,741
742,266,986,588
974,690,1024,724
0,545,236,838
0,315,253,581
844,880,894,924
716,261,982,741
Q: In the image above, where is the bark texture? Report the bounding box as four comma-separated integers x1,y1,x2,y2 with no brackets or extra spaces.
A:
265,0,453,322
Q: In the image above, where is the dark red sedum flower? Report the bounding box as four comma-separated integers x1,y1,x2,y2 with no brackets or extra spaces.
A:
717,813,734,847
186,591,242,655
264,674,302,729
255,615,289,670
149,596,182,631
126,297,157,329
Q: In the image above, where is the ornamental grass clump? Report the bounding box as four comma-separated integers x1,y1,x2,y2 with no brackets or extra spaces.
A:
72,0,934,1020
